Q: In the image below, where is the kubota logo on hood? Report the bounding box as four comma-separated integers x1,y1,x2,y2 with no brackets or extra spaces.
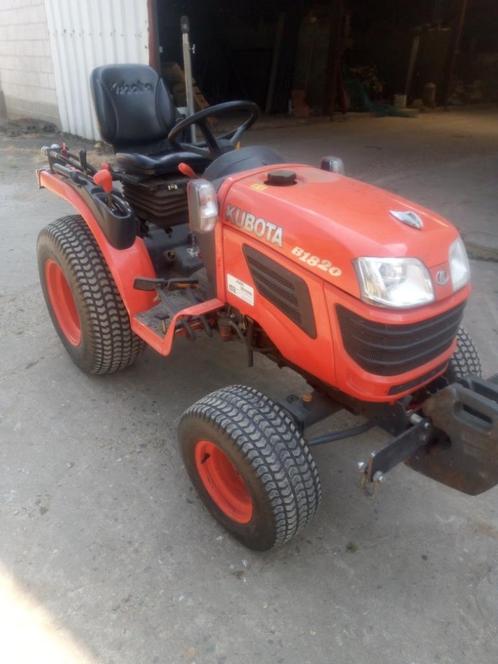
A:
225,205,283,247
390,210,424,230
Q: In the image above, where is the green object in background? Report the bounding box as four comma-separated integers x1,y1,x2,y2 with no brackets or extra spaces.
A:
343,77,374,111
344,71,418,117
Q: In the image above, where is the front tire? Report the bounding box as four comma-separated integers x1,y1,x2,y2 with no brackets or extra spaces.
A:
446,327,482,381
178,385,321,550
37,215,144,374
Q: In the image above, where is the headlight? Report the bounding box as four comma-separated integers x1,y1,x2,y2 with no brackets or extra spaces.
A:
449,236,470,292
355,257,434,308
187,179,218,233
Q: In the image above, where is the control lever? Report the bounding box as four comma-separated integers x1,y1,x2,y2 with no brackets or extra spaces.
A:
52,162,87,185
178,162,197,178
93,164,113,207
79,149,89,174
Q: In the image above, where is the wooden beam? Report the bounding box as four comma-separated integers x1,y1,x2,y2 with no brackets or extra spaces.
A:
265,12,286,114
323,0,346,117
441,0,470,107
147,0,161,73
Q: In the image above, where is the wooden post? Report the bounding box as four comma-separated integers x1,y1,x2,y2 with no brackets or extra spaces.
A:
265,12,286,114
441,0,469,107
404,31,421,99
323,0,346,117
147,0,161,73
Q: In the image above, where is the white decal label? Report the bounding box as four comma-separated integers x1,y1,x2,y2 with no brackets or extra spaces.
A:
227,274,254,306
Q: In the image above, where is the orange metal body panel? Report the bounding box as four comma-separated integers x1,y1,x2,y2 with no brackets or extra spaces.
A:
223,228,336,386
131,298,225,355
39,169,157,316
218,164,460,302
39,170,223,357
217,164,470,402
323,284,469,401
222,224,469,402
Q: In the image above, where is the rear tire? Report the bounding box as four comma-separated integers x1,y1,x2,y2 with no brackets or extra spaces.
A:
178,385,321,550
37,215,144,374
446,327,482,381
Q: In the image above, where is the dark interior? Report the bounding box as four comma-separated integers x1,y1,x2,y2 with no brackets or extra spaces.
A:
155,0,498,113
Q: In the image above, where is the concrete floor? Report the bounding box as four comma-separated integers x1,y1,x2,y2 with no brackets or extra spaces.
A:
1,108,498,664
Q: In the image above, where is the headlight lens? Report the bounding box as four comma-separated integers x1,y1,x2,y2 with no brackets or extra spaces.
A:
449,236,470,292
187,179,218,233
355,257,434,308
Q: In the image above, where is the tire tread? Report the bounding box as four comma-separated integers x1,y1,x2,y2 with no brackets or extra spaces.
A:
181,385,321,547
447,327,482,380
38,215,143,374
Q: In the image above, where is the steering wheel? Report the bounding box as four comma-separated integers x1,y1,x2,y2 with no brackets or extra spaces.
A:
167,100,259,159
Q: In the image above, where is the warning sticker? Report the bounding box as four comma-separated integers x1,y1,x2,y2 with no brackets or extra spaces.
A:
227,274,254,306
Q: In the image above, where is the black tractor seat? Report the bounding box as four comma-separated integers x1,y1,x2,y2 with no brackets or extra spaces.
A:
90,63,215,177
90,64,285,231
115,150,210,177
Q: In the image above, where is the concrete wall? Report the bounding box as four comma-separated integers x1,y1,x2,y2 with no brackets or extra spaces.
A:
0,0,59,125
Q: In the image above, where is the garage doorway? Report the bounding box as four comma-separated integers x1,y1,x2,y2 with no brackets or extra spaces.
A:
152,0,498,116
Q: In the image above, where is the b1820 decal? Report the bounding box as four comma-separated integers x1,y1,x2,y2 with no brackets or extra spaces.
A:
291,246,342,277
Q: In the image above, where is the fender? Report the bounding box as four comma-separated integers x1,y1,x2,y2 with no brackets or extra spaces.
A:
38,169,156,316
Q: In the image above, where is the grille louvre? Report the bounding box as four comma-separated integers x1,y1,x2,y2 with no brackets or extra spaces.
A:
336,302,465,376
244,245,317,338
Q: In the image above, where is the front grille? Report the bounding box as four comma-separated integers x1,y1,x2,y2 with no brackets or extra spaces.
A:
336,302,465,376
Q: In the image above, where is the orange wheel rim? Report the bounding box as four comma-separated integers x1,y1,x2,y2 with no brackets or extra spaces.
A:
45,259,81,346
195,440,253,524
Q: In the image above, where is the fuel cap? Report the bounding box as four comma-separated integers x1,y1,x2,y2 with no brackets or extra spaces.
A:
266,169,297,186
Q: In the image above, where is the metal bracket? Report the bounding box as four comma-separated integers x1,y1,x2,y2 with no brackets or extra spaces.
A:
358,417,433,484
133,276,199,292
281,391,341,432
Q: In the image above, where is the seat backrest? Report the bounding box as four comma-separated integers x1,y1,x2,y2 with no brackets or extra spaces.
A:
90,64,177,152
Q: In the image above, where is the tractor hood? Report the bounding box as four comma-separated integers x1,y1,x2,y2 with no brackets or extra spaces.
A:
219,164,462,302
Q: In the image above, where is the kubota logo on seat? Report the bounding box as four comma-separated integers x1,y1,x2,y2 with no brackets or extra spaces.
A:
225,205,283,247
111,80,153,95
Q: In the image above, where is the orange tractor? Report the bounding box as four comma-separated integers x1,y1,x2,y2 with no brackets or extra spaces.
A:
37,65,498,550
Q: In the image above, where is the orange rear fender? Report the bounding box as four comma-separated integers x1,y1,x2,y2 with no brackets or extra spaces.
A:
38,169,156,316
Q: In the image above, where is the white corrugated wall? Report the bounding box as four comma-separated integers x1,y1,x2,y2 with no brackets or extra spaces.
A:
44,0,150,140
